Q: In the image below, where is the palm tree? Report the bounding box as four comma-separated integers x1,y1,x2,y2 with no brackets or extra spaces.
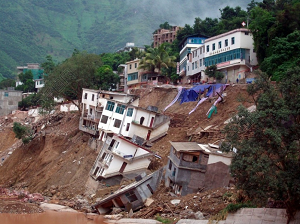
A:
138,44,176,75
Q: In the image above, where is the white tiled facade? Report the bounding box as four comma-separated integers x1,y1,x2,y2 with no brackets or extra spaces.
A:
180,29,258,84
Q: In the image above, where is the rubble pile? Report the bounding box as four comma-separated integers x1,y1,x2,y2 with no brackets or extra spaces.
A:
132,186,237,220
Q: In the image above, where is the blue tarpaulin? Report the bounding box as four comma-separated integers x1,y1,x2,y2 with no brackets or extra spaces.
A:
179,84,226,104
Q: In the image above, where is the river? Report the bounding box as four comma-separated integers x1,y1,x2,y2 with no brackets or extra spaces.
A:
0,211,107,224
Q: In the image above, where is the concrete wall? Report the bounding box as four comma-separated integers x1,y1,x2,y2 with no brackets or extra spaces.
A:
0,90,22,116
136,168,163,202
208,154,231,166
204,161,231,190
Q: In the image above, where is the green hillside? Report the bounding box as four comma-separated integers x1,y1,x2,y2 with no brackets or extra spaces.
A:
0,0,251,78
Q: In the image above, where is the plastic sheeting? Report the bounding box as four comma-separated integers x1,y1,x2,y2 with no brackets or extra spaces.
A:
180,84,226,104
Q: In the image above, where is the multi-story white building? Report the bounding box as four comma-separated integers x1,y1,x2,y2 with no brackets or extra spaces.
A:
181,28,258,84
90,134,153,183
80,88,170,144
204,28,257,83
178,35,208,84
80,88,139,137
186,45,207,83
98,100,170,144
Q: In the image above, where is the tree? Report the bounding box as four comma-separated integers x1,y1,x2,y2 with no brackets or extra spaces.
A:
192,17,219,37
38,96,56,126
15,70,36,92
42,52,102,111
0,73,5,83
13,122,33,144
128,47,145,61
247,0,258,13
18,93,40,110
249,6,275,63
260,30,300,81
218,6,248,34
95,65,120,90
138,44,176,75
159,22,171,29
222,69,300,222
176,24,194,43
41,55,56,74
205,65,224,81
0,78,15,89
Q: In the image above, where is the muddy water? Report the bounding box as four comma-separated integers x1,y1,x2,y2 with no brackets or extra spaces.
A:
0,211,107,224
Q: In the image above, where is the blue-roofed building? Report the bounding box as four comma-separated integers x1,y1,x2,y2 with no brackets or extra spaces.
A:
178,34,208,84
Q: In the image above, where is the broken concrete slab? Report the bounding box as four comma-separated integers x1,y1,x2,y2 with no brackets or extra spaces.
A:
39,202,77,213
144,198,154,207
170,199,181,205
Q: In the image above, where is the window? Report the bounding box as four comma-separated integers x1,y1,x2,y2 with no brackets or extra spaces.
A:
114,119,121,128
4,92,9,97
200,59,202,67
212,43,215,51
206,45,209,52
84,93,87,99
92,94,94,101
129,64,132,69
128,72,138,81
225,39,228,47
115,141,119,148
125,191,138,202
140,117,145,125
172,168,176,176
195,61,197,69
200,47,202,54
89,108,93,115
100,115,108,124
169,161,172,170
127,108,133,117
147,184,154,194
115,104,126,114
218,41,222,49
101,152,107,160
135,63,137,68
126,123,130,131
192,62,194,70
105,101,115,111
231,37,235,45
183,153,199,162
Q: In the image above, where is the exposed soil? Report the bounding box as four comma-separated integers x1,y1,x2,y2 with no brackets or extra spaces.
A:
0,84,253,217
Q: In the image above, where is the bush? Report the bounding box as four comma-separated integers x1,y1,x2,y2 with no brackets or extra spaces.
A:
13,122,33,144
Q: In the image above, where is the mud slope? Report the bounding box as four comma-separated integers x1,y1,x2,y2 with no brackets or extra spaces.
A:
0,113,98,199
135,84,253,165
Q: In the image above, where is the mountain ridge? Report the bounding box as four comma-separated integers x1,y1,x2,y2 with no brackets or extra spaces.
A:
0,0,251,78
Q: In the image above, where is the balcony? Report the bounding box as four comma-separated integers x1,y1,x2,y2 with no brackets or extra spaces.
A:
96,106,103,113
79,117,99,136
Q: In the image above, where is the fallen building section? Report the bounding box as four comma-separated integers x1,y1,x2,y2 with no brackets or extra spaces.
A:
165,141,232,196
90,134,154,186
92,168,163,214
80,88,170,183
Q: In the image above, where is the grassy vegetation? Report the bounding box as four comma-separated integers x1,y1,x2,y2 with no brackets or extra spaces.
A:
209,202,256,223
